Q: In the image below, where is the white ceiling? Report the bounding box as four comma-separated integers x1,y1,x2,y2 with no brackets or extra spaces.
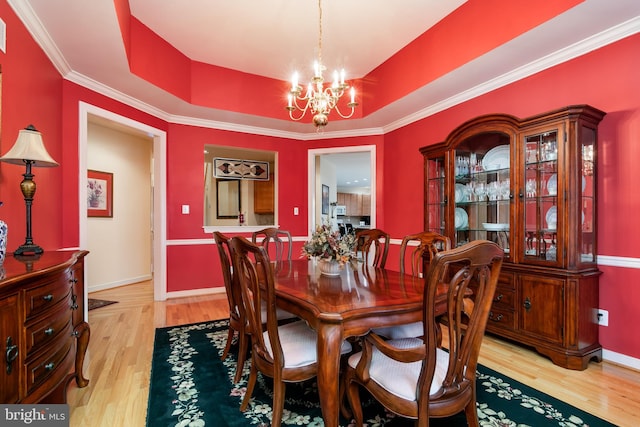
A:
11,0,640,139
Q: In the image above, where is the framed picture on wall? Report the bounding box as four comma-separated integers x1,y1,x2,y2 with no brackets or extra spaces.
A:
87,169,113,217
322,184,329,215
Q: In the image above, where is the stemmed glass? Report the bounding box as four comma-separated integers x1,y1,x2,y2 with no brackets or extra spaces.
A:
525,179,536,198
474,182,487,201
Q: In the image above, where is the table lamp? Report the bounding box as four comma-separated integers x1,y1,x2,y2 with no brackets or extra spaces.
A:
0,125,59,255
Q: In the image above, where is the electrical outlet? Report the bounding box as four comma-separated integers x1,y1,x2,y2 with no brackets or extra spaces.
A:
596,309,609,326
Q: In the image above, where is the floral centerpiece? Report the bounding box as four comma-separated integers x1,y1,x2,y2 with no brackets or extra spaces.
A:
302,222,357,275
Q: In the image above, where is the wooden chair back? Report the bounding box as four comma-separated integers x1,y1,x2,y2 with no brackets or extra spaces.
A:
355,228,390,268
213,231,248,382
399,231,451,277
251,227,293,262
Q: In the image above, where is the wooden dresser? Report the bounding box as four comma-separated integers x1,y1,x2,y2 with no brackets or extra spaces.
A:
0,250,90,403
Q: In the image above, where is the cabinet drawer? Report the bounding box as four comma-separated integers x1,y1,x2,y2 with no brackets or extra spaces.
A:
24,277,72,320
486,307,516,331
25,301,73,357
491,286,515,310
26,334,74,395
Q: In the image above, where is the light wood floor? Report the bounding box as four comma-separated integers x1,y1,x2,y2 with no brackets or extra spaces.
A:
67,281,640,426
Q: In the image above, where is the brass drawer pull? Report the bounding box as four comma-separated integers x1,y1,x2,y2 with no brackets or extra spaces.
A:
489,312,503,322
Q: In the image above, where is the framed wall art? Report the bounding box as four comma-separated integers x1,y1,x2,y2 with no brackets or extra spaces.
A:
87,169,113,217
322,184,329,215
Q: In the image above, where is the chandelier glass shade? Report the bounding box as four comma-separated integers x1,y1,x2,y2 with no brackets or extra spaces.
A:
286,0,358,128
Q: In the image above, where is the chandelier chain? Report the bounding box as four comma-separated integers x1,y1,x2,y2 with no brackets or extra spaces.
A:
318,0,322,67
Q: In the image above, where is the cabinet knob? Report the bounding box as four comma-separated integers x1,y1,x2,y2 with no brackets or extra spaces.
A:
489,312,503,322
43,294,54,302
45,362,55,371
44,327,55,336
71,294,79,310
493,294,503,302
523,297,532,311
5,337,18,375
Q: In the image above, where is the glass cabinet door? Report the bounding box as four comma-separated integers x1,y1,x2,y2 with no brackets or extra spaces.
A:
580,126,596,263
425,155,446,235
452,141,511,258
523,130,559,262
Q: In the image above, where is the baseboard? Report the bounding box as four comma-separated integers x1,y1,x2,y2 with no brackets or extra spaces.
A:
165,287,226,299
602,348,640,371
88,275,152,293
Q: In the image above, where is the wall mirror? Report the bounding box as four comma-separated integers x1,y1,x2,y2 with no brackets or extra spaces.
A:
204,145,276,228
216,179,240,218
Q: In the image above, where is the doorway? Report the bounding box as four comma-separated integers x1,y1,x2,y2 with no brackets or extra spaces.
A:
307,145,376,234
78,102,167,310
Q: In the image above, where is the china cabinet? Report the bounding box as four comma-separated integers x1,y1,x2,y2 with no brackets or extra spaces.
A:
420,105,605,370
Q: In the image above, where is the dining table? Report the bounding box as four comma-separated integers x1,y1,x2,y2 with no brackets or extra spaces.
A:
270,258,450,427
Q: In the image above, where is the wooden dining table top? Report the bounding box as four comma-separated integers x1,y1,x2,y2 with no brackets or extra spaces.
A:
271,259,428,323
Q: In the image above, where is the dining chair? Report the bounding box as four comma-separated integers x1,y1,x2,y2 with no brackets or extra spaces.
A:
399,231,451,277
229,236,352,427
373,231,451,340
355,228,390,268
214,231,296,383
213,231,248,383
345,240,504,427
251,227,293,261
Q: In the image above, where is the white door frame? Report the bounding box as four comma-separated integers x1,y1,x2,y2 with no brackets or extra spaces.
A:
78,102,167,308
307,145,376,235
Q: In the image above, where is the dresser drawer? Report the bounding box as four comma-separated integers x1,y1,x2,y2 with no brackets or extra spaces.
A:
24,276,72,320
486,307,516,331
26,334,74,395
25,300,73,357
491,286,515,310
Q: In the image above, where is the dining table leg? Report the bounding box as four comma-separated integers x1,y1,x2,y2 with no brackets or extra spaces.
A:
316,322,343,427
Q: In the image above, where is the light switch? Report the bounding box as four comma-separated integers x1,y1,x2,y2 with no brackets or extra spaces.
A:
294,207,299,215
182,205,190,214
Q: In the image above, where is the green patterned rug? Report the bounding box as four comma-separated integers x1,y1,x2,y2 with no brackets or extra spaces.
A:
146,320,614,427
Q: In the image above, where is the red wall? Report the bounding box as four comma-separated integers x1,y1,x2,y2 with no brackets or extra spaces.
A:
2,0,639,361
0,1,64,253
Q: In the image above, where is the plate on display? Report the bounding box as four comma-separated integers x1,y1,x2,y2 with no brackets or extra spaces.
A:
455,183,468,202
546,206,557,229
455,207,468,229
482,223,509,231
547,174,557,196
482,145,510,171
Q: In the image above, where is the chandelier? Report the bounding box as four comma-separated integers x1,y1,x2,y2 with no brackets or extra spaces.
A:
285,0,358,128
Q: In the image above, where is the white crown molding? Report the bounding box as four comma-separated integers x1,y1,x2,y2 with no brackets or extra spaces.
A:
7,0,71,75
382,15,640,134
10,0,640,140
